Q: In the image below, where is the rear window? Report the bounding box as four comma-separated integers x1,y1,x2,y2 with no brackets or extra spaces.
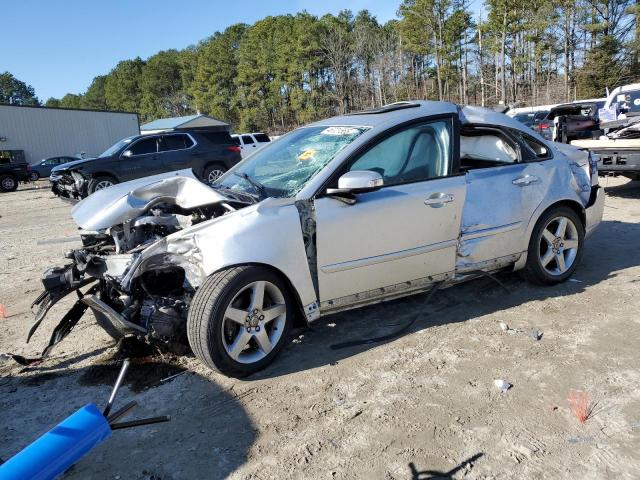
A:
198,131,233,145
254,133,270,143
514,113,535,124
510,129,551,160
617,90,640,114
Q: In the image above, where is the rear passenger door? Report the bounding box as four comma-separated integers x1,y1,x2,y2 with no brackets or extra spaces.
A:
458,126,549,270
158,133,195,171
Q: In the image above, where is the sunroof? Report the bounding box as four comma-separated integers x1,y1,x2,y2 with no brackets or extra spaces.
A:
347,101,420,115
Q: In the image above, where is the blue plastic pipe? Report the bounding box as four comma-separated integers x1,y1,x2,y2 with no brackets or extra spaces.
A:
0,403,111,480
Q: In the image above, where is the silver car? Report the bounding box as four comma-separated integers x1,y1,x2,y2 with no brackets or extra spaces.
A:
28,101,604,377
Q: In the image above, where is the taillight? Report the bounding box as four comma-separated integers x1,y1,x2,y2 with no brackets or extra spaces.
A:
226,146,241,153
539,123,550,129
27,164,32,171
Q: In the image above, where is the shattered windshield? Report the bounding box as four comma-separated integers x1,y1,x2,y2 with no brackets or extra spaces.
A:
99,137,134,158
214,125,368,198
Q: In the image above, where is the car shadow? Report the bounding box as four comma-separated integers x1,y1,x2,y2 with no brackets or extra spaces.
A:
254,219,640,379
602,178,640,199
0,358,255,479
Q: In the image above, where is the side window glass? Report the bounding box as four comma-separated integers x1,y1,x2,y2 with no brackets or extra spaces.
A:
160,134,190,152
129,137,157,156
521,133,551,160
460,132,518,169
348,120,452,185
254,133,270,143
242,134,255,145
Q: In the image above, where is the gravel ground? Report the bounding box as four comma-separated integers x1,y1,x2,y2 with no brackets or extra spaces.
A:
1,177,639,479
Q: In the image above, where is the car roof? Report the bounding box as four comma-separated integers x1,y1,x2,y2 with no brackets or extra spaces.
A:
307,101,459,129
306,100,529,132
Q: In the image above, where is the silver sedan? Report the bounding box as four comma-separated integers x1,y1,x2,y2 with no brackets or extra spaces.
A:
31,101,604,377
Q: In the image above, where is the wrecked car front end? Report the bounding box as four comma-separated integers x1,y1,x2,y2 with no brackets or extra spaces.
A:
26,170,253,363
50,167,90,200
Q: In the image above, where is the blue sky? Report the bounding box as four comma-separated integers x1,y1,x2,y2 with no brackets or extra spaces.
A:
2,0,400,101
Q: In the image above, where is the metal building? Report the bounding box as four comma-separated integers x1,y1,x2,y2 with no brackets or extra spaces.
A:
0,104,139,164
140,114,230,135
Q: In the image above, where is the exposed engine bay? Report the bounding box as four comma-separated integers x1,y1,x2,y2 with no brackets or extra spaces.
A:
21,170,255,364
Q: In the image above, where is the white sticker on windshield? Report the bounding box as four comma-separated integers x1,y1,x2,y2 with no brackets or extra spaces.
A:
320,126,361,136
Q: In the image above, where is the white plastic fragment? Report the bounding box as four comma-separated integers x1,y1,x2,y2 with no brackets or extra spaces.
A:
531,329,542,341
500,322,509,332
494,379,512,393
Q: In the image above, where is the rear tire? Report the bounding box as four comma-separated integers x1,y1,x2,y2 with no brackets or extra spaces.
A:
30,172,40,181
187,266,293,377
203,163,227,185
87,175,117,195
523,206,584,285
0,174,18,192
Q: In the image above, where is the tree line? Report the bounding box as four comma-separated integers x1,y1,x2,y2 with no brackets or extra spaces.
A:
3,0,640,134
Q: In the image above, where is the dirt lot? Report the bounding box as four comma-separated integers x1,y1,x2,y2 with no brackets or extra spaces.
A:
1,177,639,479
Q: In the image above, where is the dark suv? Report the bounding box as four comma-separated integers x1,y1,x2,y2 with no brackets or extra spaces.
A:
0,150,31,192
50,130,242,199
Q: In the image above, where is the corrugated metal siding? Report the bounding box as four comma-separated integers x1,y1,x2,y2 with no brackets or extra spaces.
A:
0,105,139,163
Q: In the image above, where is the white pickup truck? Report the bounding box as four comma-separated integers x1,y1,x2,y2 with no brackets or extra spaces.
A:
232,133,271,158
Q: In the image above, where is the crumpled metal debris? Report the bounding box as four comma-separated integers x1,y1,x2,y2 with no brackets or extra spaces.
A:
494,379,512,393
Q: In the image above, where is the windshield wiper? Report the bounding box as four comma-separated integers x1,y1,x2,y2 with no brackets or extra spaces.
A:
233,172,267,200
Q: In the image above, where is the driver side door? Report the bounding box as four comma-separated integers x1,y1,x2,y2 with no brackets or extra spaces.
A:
314,117,467,309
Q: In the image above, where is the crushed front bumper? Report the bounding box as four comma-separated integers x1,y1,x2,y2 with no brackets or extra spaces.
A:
50,171,87,200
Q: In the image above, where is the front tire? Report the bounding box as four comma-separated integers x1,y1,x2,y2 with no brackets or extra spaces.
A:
87,175,117,195
523,206,584,285
0,174,18,192
187,266,293,377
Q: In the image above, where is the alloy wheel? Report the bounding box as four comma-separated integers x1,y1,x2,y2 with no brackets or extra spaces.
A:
221,280,287,364
207,170,225,184
1,177,17,191
95,180,114,191
538,215,580,276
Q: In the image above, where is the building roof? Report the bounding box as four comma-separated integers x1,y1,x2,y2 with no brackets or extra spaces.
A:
140,114,229,132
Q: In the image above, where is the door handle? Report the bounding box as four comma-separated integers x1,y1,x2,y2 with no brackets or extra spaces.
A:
424,193,455,207
512,175,540,186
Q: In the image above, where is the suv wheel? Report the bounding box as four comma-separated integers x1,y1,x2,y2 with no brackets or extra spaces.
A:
0,175,18,192
204,164,227,185
187,266,293,377
88,175,117,195
523,206,584,285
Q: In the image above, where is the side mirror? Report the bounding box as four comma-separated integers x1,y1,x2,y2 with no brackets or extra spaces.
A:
122,150,133,158
326,170,383,204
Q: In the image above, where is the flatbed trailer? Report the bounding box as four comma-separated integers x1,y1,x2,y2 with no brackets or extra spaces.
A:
572,135,640,181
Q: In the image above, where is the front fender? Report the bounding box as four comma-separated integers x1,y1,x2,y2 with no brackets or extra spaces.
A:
125,198,319,320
